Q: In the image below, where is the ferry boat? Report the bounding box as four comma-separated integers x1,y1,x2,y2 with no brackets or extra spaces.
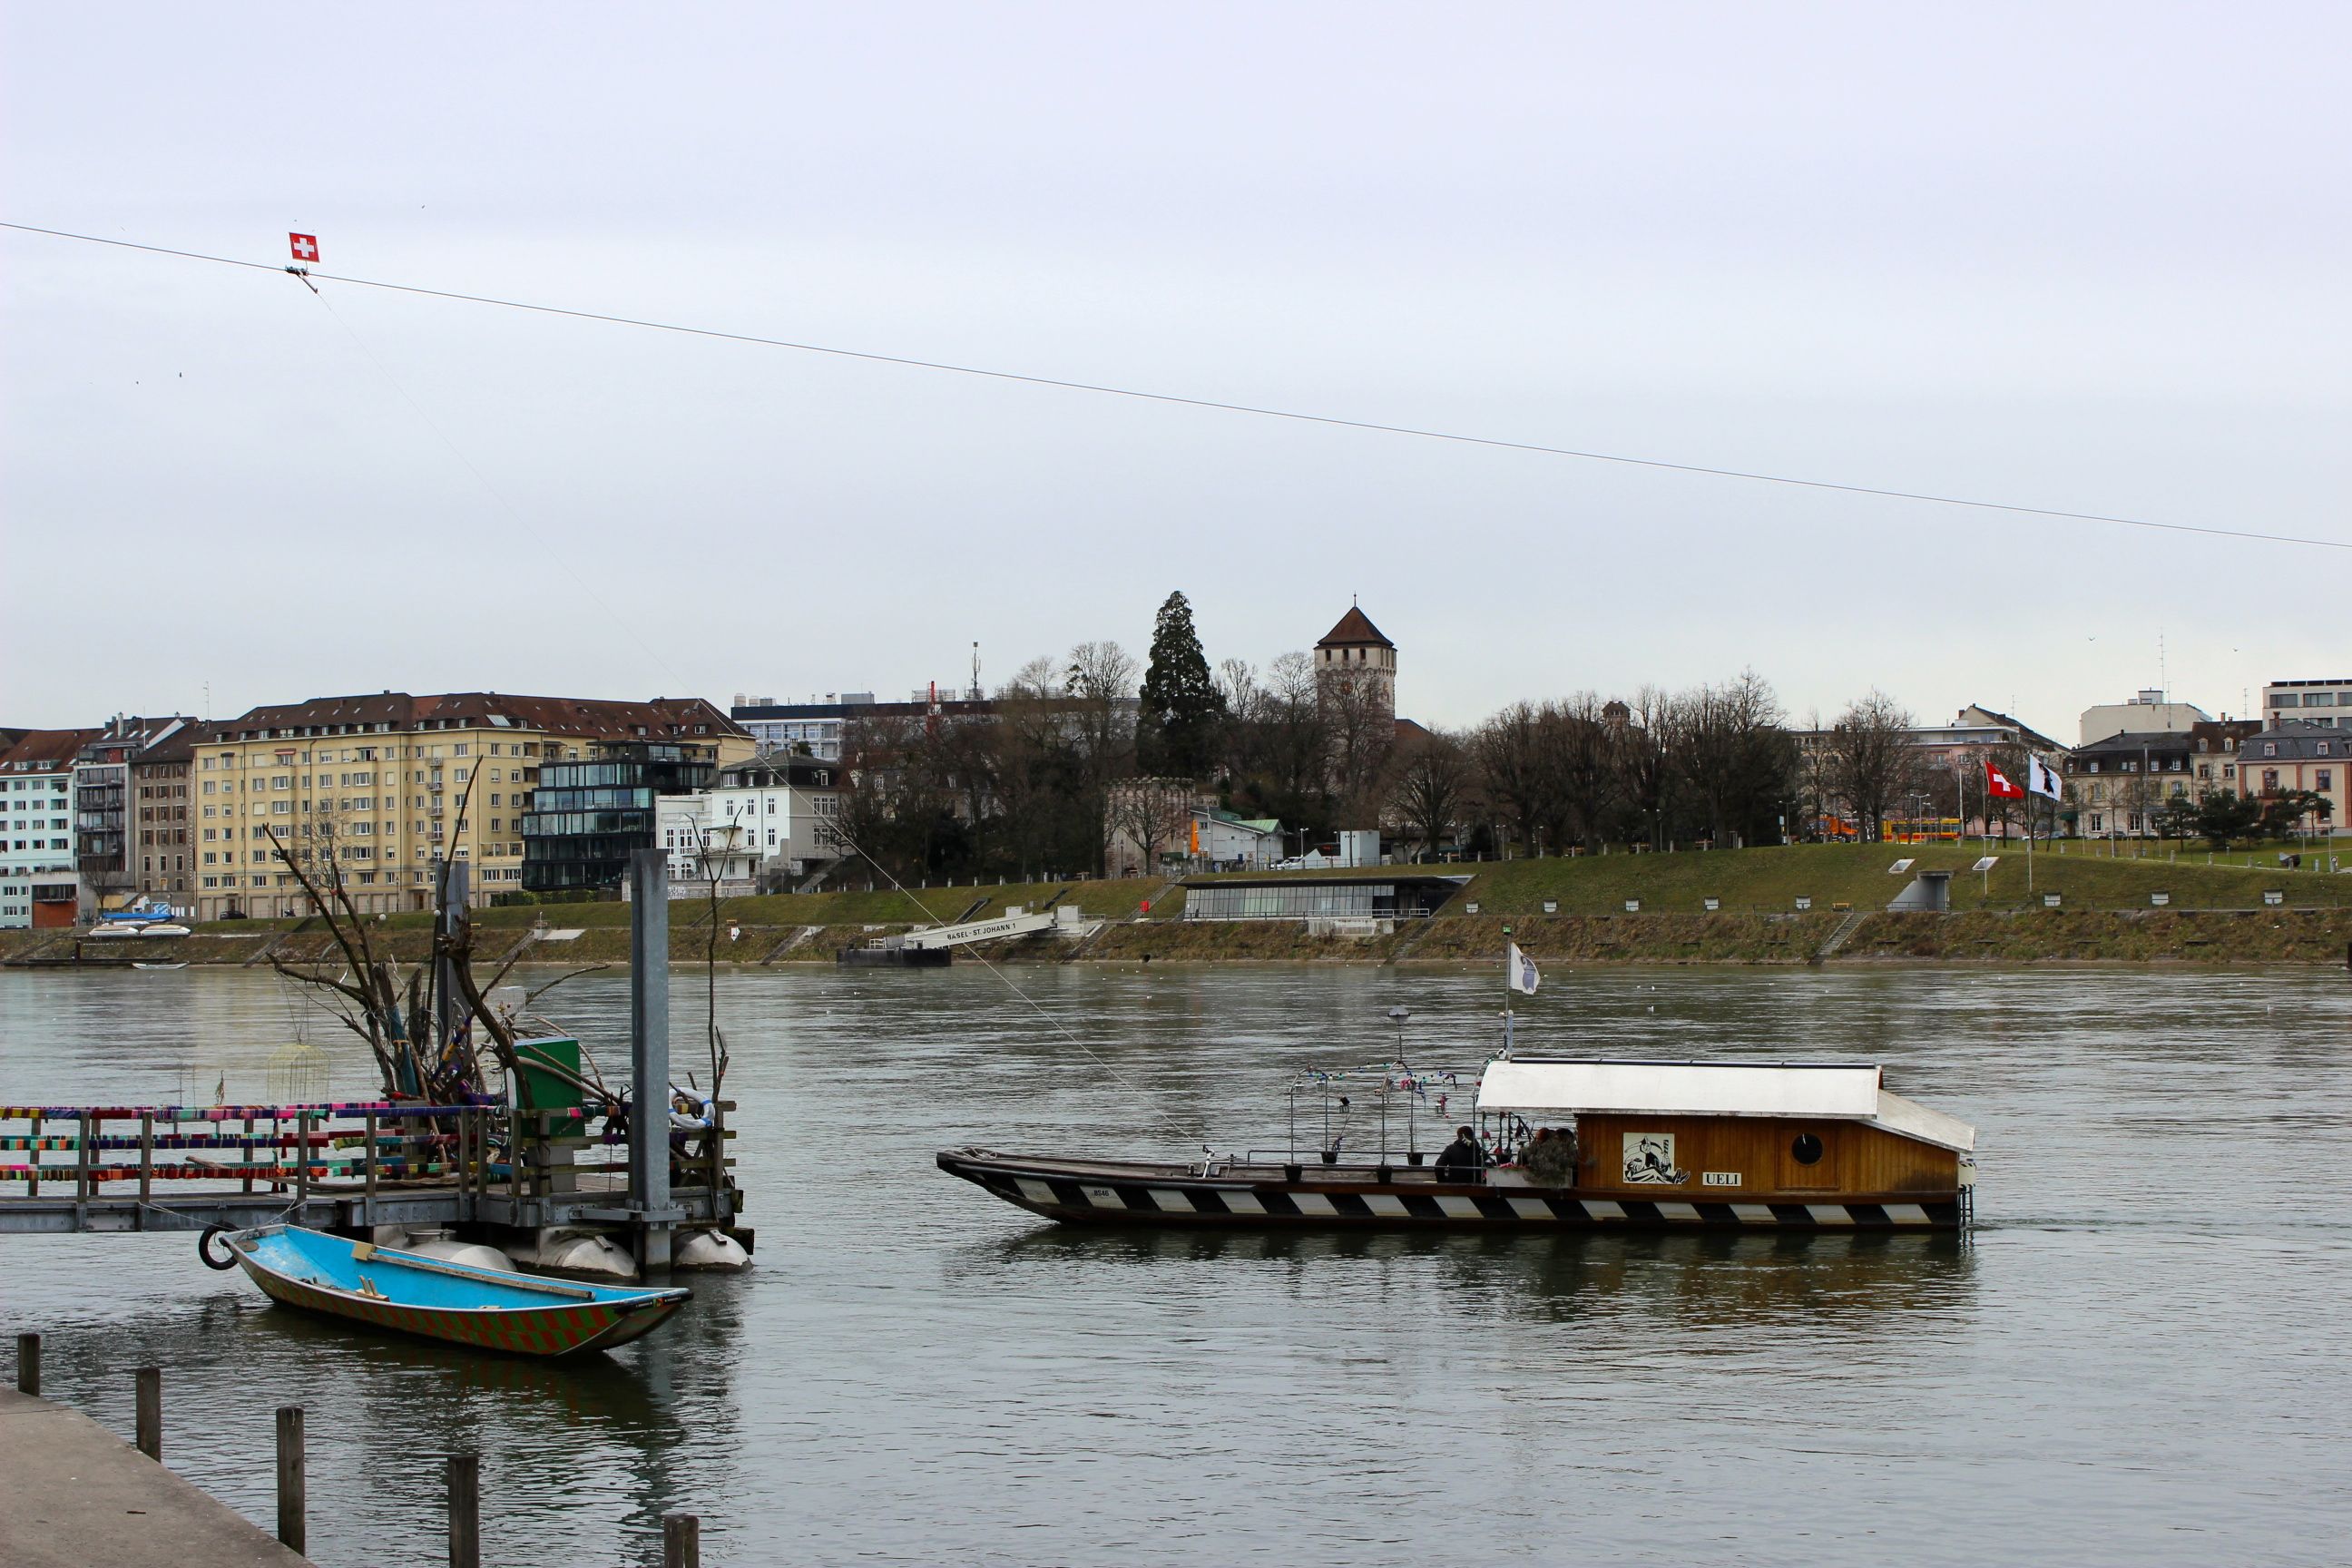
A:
939,1056,1976,1232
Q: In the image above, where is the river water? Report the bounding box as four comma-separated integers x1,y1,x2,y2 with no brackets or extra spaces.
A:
3,963,2348,1566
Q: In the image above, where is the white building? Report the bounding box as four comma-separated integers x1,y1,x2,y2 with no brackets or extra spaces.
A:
1193,809,1285,868
2078,690,2211,746
2263,678,2352,731
1,729,94,929
660,756,844,888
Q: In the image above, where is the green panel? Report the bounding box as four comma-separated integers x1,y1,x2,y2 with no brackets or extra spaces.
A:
514,1037,584,1112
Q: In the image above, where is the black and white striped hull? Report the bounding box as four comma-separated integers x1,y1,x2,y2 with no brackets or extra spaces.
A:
936,1149,1962,1230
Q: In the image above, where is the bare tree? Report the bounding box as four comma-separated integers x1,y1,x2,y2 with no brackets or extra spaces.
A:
1386,730,1470,860
1321,663,1394,820
1065,640,1139,876
1828,691,1919,844
1475,702,1551,857
1675,671,1792,849
1615,686,1681,850
1104,777,1196,877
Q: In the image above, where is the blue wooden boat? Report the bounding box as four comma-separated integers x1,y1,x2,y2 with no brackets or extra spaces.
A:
209,1224,690,1357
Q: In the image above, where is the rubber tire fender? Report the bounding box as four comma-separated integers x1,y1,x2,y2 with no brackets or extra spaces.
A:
198,1225,240,1270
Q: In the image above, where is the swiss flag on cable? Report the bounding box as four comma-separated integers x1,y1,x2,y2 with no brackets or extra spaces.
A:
289,232,319,264
1986,760,2025,800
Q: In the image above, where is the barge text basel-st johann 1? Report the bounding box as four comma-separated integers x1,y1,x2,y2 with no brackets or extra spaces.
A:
939,1056,1977,1232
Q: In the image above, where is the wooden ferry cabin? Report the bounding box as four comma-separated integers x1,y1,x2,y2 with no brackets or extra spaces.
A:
1472,1058,1976,1227
937,1056,1976,1231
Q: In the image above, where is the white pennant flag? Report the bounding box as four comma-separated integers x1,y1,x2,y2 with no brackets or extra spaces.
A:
2027,755,2063,800
1506,941,1541,996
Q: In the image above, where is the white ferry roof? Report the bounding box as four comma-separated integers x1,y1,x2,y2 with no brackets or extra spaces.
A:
1475,1058,1975,1152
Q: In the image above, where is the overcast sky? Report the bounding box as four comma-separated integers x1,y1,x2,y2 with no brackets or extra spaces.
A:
5,5,2347,739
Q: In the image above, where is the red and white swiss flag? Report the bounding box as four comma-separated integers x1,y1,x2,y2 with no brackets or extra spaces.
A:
289,232,320,264
1985,760,2025,799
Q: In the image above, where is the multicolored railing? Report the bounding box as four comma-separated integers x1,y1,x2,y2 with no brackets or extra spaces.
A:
0,1101,594,1208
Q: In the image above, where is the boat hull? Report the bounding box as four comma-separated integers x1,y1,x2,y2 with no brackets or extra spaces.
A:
227,1225,688,1357
938,1149,1963,1230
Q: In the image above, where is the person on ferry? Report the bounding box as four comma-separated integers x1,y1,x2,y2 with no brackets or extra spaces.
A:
1435,1125,1488,1178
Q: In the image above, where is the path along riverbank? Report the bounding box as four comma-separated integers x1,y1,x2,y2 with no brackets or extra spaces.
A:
0,1387,307,1568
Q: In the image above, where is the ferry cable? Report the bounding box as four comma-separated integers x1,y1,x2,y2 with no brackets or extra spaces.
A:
814,816,1218,1159
298,284,697,696
5,220,2347,555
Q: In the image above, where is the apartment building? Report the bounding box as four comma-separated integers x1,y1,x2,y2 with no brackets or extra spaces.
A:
74,716,194,913
132,723,199,911
191,691,751,920
2262,677,2352,730
1,729,96,928
2240,722,2347,836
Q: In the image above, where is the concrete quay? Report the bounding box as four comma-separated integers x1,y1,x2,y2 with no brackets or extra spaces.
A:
0,1387,308,1567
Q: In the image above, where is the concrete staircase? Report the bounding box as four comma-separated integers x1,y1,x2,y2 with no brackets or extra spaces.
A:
1811,909,1870,964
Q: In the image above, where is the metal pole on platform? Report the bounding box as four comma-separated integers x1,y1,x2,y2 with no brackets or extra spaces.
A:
630,847,672,1270
436,858,471,1055
276,1406,306,1553
135,1366,162,1460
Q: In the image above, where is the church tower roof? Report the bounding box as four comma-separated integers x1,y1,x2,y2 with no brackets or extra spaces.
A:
1316,605,1394,650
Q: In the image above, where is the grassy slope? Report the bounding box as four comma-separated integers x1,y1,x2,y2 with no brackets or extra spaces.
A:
6,842,2343,965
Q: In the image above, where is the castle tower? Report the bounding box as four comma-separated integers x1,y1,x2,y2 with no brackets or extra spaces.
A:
1315,603,1396,720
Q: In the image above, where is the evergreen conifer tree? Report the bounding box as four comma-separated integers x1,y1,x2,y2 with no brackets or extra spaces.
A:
1136,590,1228,779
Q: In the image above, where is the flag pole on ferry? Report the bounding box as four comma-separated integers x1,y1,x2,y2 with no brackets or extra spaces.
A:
1504,940,1540,1057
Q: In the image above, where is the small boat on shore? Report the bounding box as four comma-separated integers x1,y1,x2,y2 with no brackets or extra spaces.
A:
941,1055,1977,1232
206,1223,690,1357
132,961,189,971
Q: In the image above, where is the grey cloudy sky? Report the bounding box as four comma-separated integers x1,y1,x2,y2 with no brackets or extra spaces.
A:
5,5,2347,737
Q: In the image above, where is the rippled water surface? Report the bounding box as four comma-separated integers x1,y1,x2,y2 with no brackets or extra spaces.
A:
4,963,2349,1565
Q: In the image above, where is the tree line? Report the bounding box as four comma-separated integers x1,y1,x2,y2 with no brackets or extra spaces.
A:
818,591,2328,884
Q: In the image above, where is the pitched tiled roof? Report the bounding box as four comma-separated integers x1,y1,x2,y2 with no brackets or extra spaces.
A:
1317,607,1393,649
2242,721,2346,759
0,728,100,769
209,691,748,742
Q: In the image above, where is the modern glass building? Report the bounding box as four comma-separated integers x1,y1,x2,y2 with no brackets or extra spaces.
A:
1181,876,1466,922
521,741,718,892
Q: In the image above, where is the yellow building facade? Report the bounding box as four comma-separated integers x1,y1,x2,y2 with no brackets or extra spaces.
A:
191,691,750,919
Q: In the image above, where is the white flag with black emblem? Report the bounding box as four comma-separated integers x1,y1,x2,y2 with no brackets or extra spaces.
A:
1506,941,1541,996
2028,755,2063,800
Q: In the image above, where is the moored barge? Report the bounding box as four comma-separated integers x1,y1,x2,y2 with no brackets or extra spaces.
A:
940,1058,1976,1231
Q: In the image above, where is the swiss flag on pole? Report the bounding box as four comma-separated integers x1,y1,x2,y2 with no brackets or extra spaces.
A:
289,232,319,263
1986,760,2025,799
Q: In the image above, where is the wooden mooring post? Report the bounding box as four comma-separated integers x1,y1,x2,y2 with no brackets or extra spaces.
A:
663,1513,701,1567
134,1365,162,1459
15,1330,37,1395
276,1405,306,1553
447,1452,481,1568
